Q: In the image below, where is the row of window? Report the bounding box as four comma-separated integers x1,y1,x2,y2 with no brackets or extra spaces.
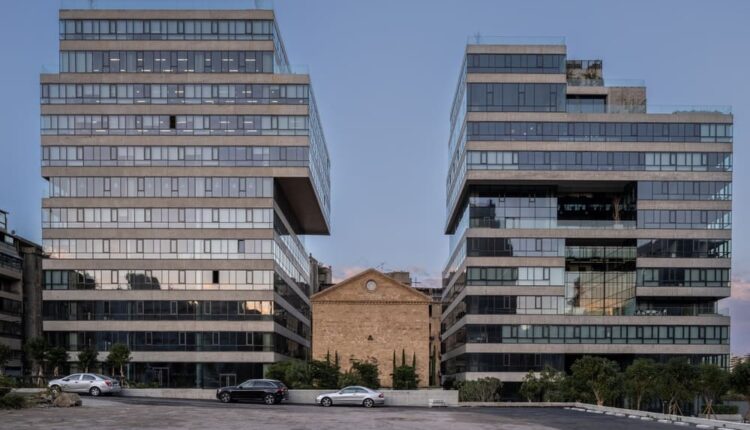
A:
41,299,309,339
466,151,732,172
638,181,732,201
458,267,730,288
43,239,273,260
45,331,279,352
0,320,21,338
43,300,274,321
43,269,274,291
466,54,566,74
60,51,274,73
637,210,731,230
0,297,22,316
42,208,273,230
466,238,565,257
450,324,729,347
443,353,728,374
60,19,275,40
41,115,308,136
467,121,732,143
638,268,730,288
467,83,566,112
636,239,731,259
41,83,309,105
43,146,309,167
465,267,564,286
443,296,719,328
47,177,273,199
443,296,568,328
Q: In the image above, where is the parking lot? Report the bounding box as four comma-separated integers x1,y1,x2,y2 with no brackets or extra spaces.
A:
0,396,707,429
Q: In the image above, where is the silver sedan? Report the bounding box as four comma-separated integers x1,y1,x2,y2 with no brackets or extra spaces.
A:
48,373,122,396
316,386,385,408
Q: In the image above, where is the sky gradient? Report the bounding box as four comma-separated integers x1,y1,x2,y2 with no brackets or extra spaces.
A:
1,0,748,353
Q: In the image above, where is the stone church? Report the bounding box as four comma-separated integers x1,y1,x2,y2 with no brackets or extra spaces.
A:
311,269,431,387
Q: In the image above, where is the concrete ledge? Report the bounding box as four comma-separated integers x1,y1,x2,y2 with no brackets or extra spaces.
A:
115,388,459,407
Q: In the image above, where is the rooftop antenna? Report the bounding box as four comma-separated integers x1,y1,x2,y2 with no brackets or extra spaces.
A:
473,32,482,44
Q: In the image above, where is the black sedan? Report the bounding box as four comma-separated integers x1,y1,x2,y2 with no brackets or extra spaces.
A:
216,379,288,405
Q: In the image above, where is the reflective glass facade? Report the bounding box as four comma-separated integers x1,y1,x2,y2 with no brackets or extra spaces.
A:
42,9,330,388
442,43,732,383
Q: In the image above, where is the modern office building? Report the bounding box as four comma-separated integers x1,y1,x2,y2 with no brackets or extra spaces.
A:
441,40,732,389
0,210,45,377
40,7,330,388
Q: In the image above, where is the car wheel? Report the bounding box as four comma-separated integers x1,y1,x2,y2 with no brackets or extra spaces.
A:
363,398,375,408
321,397,332,407
263,394,276,405
89,387,101,397
50,385,61,396
219,392,232,403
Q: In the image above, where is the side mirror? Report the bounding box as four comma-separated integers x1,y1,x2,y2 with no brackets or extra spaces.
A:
62,378,69,382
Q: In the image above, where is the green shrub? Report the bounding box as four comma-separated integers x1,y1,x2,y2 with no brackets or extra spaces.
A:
338,370,362,388
392,365,419,390
442,377,456,390
457,377,503,402
0,393,27,409
350,361,380,389
713,404,739,414
0,375,17,388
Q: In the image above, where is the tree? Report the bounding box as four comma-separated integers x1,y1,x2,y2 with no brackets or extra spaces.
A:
310,359,340,389
457,377,503,402
265,359,313,389
730,360,750,420
696,363,729,419
624,358,658,410
0,344,11,376
538,366,568,402
46,347,68,378
77,347,98,373
519,371,541,402
392,364,419,390
107,343,132,382
24,336,49,386
351,360,380,388
655,358,698,415
569,356,621,406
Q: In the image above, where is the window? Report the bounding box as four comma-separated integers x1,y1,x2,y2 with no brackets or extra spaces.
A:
212,270,219,284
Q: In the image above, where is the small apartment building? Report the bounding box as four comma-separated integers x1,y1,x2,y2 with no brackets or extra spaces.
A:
311,269,431,387
0,210,44,377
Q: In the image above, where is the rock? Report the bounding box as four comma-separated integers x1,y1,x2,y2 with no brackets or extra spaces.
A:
53,392,82,407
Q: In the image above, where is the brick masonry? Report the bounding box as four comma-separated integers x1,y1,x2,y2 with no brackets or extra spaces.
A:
311,269,431,387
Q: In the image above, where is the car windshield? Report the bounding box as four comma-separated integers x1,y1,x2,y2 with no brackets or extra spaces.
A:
95,375,110,380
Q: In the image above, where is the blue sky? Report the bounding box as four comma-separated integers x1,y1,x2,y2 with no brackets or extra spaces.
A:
1,0,749,352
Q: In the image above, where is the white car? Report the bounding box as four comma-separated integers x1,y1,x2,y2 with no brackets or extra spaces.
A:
316,386,385,408
48,373,122,396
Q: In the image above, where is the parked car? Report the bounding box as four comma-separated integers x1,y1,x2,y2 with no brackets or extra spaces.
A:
48,373,121,396
216,379,288,405
316,386,385,408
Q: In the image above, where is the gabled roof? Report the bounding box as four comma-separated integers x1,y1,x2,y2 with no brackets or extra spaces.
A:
311,268,431,303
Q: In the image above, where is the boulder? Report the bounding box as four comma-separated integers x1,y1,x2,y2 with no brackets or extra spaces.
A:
53,392,82,407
